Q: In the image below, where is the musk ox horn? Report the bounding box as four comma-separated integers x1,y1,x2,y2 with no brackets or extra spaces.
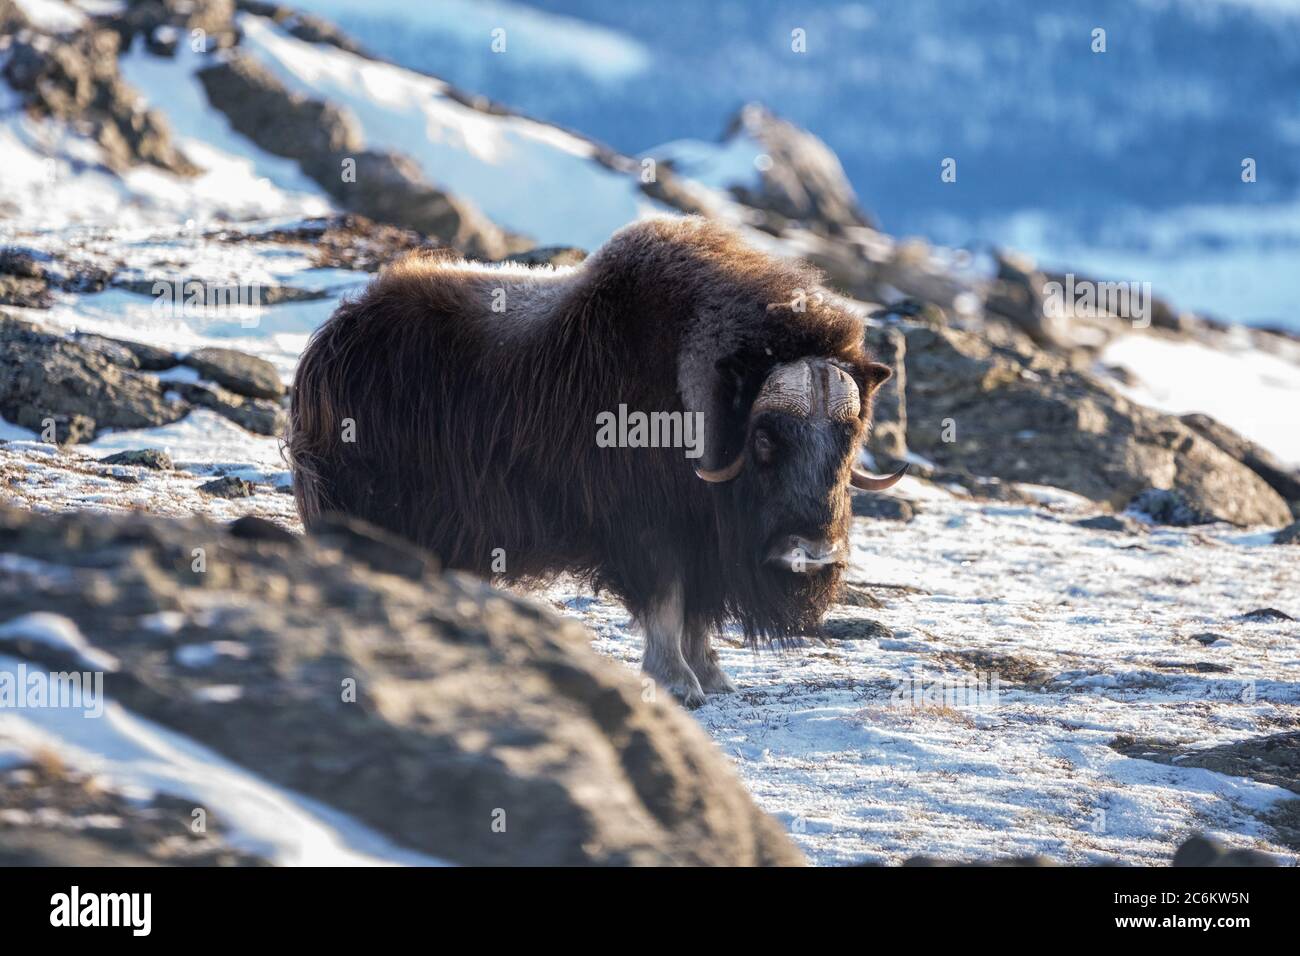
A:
850,463,909,491
695,452,746,483
752,361,813,417
695,361,814,483
824,364,861,421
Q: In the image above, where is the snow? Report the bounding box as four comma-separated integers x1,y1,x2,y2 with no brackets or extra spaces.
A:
0,613,118,672
650,134,767,192
0,655,445,865
235,15,666,249
12,0,87,33
1101,332,1300,466
549,490,1300,865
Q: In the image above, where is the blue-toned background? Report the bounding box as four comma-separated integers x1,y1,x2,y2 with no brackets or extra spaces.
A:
295,0,1300,329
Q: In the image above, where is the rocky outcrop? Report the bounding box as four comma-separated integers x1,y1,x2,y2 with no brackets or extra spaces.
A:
1,28,197,175
112,0,240,54
233,215,436,272
1179,412,1300,511
182,346,283,400
0,506,805,866
0,314,288,443
196,55,511,259
891,321,1292,527
235,1,365,54
717,103,875,236
161,379,285,436
0,758,267,867
0,313,186,443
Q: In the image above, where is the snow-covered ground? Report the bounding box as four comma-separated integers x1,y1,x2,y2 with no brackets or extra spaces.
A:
4,442,1295,864
0,657,444,865
550,481,1300,865
1101,331,1300,466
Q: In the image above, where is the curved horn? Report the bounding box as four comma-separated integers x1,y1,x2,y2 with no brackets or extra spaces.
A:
695,450,745,483
850,463,909,491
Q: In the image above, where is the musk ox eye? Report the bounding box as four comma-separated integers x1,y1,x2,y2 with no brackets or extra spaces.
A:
753,429,776,464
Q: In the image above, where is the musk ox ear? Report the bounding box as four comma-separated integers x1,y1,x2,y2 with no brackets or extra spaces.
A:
863,361,893,395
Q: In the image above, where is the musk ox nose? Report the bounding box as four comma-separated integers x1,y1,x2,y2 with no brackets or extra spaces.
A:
765,535,843,573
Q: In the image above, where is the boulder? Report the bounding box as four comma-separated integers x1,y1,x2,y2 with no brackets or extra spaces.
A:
162,379,286,436
0,506,804,866
72,332,178,371
718,103,875,236
101,448,174,470
2,29,197,175
0,313,187,443
182,346,284,400
196,56,510,259
1179,412,1300,506
900,322,1292,527
862,322,908,463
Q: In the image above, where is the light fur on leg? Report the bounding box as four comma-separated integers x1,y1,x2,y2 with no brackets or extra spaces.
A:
684,619,737,695
639,579,706,709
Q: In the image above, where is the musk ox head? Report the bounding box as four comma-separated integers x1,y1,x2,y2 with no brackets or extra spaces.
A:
697,357,905,642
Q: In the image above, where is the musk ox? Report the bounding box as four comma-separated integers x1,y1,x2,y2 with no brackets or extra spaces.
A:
289,217,904,707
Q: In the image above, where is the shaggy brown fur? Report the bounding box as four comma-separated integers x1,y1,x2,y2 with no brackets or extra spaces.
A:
289,216,890,705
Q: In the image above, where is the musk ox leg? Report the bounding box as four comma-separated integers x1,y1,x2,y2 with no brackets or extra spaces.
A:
638,579,707,710
684,620,737,695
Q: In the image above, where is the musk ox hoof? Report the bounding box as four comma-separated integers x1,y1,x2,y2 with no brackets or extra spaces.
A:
693,662,737,695
701,672,737,695
645,665,707,710
672,684,709,710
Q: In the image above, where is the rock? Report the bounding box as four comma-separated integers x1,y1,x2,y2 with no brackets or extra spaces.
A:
236,1,364,53
850,494,914,521
0,313,187,443
323,150,511,260
1180,412,1300,506
71,332,178,371
101,448,173,470
1126,488,1214,526
182,347,283,400
1072,514,1145,533
836,583,884,609
1190,632,1228,645
862,322,908,462
196,54,363,161
113,0,239,52
227,514,298,545
900,322,1293,527
1172,834,1276,867
236,215,436,272
163,379,286,436
198,476,254,498
1237,608,1294,622
2,30,197,175
1276,522,1300,545
717,103,875,236
0,505,805,865
196,57,510,259
0,275,52,309
1113,732,1299,796
0,759,266,867
822,617,894,641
